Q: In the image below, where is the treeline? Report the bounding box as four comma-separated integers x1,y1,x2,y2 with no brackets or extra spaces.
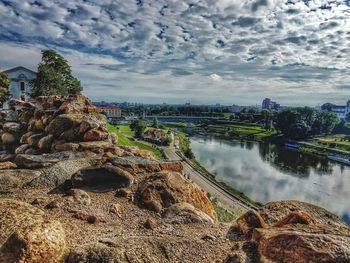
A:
121,104,230,117
275,107,339,139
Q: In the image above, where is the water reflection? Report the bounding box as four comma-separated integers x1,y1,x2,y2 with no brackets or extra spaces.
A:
190,136,350,225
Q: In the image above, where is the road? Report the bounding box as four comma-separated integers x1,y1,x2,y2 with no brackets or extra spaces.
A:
162,134,258,213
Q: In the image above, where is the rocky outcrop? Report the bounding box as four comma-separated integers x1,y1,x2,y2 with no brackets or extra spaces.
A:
225,201,350,263
0,169,41,193
109,156,183,174
137,171,217,220
0,199,66,263
0,96,115,158
70,165,133,192
164,202,215,223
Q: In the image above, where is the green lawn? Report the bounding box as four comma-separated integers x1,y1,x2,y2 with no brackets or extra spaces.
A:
312,134,350,152
202,124,275,141
107,124,165,159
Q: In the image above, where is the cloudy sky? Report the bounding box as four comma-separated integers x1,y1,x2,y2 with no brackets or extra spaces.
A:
1,0,350,106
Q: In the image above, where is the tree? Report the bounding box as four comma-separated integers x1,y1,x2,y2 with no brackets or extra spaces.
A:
0,72,10,105
152,117,159,128
130,119,146,138
321,103,333,112
31,50,82,97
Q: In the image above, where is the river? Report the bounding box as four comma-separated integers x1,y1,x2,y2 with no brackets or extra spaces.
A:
190,135,350,224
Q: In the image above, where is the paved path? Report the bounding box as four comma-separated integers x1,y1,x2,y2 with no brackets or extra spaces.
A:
162,134,258,213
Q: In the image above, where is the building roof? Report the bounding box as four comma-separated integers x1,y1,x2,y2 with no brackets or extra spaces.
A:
3,66,37,75
331,105,346,110
96,106,121,110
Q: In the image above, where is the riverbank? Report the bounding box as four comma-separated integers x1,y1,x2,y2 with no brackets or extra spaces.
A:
175,130,262,208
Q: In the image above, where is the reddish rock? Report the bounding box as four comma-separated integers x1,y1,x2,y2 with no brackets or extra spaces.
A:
54,142,80,152
273,211,317,227
138,171,217,220
83,128,109,142
38,134,54,152
0,161,17,170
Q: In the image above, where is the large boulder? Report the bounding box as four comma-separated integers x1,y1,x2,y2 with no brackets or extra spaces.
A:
260,200,347,228
46,114,84,136
137,171,217,220
2,122,22,133
253,224,350,262
0,169,41,193
164,202,215,224
1,133,19,145
0,199,66,263
109,156,183,174
58,95,96,114
70,165,133,192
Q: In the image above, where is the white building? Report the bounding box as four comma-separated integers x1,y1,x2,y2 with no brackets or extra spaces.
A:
1,66,37,109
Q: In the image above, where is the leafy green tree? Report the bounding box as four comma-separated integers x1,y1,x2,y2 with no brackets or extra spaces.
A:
31,50,82,97
152,117,159,128
130,119,146,138
0,71,10,105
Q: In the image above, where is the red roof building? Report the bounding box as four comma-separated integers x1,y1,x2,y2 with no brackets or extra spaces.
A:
96,105,122,118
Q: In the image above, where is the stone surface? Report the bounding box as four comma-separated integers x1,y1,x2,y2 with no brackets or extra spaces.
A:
0,161,17,170
0,220,66,263
109,156,183,174
0,169,41,193
253,224,350,263
138,171,217,220
68,189,91,205
70,165,133,192
164,202,215,224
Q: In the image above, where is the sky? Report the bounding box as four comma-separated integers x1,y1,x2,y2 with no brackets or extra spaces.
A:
1,0,350,106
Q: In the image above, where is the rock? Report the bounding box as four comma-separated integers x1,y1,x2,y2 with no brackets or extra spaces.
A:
109,203,124,217
46,114,84,136
70,165,133,192
27,133,45,147
1,132,19,145
72,211,105,224
227,211,267,241
38,134,54,152
0,220,66,263
273,211,317,227
138,171,217,220
144,218,157,230
115,188,131,198
0,153,15,162
109,156,183,174
78,141,113,152
201,234,217,241
58,95,96,114
252,224,350,263
20,131,33,144
260,200,347,228
164,202,215,224
15,153,61,168
45,200,60,209
54,142,80,152
15,144,31,154
59,128,77,141
28,155,95,188
0,169,41,193
68,189,91,205
0,161,17,170
83,128,109,141
3,122,22,133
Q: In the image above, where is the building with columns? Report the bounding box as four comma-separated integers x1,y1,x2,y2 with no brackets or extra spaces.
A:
1,66,37,109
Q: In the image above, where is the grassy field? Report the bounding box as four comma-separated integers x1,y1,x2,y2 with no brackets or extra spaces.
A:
107,124,165,159
199,123,275,141
312,134,350,152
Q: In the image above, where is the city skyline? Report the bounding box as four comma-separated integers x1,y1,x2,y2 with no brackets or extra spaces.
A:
1,1,350,105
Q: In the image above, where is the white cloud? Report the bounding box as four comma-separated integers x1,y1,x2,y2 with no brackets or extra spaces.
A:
0,0,350,105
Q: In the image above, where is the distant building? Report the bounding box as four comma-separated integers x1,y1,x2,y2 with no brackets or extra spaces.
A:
321,100,350,119
1,66,37,109
262,98,280,110
96,105,122,119
228,104,241,113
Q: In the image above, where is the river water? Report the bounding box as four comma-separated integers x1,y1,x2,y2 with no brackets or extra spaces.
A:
190,136,350,224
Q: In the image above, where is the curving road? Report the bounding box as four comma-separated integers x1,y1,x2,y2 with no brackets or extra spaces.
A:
162,134,258,213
